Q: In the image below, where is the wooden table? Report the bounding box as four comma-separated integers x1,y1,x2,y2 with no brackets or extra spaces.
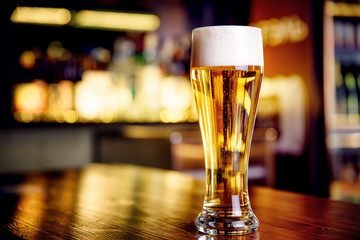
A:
0,164,359,239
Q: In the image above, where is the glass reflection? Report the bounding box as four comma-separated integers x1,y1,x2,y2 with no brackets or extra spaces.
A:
197,231,259,240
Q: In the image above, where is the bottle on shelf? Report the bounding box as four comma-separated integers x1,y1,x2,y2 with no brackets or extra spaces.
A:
335,61,347,116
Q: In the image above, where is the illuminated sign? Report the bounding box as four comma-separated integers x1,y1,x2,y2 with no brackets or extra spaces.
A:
251,15,309,47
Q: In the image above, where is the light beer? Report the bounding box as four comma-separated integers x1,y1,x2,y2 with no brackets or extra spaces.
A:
191,26,263,235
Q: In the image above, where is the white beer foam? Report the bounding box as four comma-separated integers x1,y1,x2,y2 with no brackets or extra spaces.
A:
191,26,264,67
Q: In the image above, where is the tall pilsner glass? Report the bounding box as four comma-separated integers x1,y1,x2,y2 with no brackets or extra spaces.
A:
191,26,263,235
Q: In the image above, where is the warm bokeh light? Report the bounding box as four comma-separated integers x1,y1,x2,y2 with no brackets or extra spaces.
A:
73,10,160,32
159,76,194,123
14,80,47,113
11,7,71,25
135,65,163,116
48,80,74,112
14,111,34,123
13,71,196,123
75,70,132,122
19,50,36,69
161,76,192,110
64,110,79,123
12,25,196,124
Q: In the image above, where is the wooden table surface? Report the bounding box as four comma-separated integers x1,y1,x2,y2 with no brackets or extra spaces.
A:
0,163,359,240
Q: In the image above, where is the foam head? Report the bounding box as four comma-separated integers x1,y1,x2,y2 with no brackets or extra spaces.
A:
191,26,263,67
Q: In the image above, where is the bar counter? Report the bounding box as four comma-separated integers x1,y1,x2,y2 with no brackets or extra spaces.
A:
1,163,359,239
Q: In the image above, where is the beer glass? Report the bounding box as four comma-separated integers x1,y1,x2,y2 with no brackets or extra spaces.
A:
190,26,263,235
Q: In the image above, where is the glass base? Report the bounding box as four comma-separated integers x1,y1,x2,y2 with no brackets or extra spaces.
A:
195,211,259,235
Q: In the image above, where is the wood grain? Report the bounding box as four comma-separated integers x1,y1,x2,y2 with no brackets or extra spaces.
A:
0,163,359,240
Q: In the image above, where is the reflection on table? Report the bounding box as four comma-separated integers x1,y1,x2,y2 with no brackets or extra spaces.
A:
1,163,360,239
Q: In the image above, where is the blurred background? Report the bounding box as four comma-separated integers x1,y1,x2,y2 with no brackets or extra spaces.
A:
0,0,359,203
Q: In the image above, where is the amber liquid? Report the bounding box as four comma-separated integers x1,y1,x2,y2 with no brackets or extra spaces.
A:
191,65,263,216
